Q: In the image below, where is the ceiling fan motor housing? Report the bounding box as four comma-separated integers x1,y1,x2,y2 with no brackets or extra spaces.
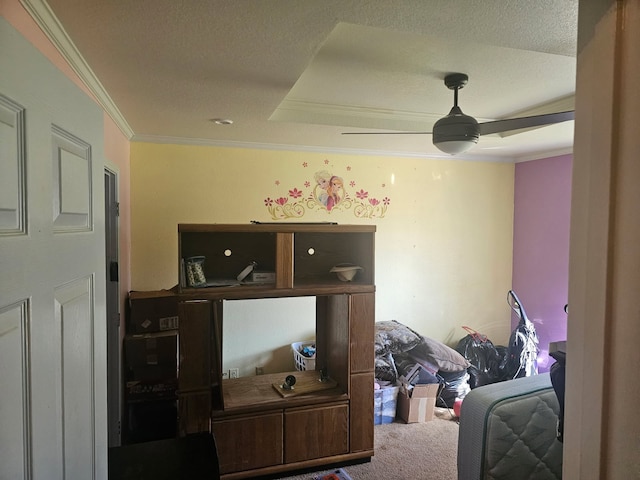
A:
432,106,480,144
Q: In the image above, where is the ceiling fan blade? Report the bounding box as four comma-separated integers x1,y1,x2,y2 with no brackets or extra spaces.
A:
341,131,431,135
478,110,574,136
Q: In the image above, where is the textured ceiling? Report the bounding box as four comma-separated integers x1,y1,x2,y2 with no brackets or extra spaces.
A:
35,0,579,161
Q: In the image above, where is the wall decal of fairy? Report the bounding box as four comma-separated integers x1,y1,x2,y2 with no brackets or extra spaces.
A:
263,160,391,220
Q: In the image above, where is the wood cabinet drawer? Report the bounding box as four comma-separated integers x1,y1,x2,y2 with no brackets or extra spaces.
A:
284,404,349,463
212,412,283,474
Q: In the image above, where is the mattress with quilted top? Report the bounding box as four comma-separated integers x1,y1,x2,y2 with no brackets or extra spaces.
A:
457,373,562,480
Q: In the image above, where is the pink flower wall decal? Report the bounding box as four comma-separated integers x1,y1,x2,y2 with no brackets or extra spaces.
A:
275,197,288,205
383,197,391,205
264,198,273,206
369,198,380,206
356,189,368,199
288,188,303,198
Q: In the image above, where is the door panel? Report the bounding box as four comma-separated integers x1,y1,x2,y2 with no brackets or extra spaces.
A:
284,404,349,463
0,18,107,480
0,94,26,234
0,300,31,479
212,412,283,474
55,277,96,478
52,126,92,232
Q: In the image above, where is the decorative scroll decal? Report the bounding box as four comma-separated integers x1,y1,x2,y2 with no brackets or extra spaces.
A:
264,159,391,220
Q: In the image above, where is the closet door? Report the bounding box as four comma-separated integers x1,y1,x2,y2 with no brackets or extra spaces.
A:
0,19,107,480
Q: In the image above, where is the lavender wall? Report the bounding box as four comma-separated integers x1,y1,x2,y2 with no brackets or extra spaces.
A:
512,154,572,372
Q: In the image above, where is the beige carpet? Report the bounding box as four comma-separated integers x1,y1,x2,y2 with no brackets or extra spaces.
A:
278,408,459,480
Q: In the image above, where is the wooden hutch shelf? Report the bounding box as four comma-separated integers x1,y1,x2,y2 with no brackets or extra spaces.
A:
175,223,376,479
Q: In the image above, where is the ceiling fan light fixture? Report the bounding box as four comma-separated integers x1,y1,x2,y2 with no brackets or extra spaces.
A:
432,107,480,155
433,139,477,155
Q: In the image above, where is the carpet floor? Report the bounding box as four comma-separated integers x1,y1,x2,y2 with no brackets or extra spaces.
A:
277,408,460,480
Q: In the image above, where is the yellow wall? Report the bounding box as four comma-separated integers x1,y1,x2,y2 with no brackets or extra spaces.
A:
131,142,514,354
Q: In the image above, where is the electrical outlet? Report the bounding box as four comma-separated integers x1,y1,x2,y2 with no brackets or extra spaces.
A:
229,368,239,379
255,366,264,375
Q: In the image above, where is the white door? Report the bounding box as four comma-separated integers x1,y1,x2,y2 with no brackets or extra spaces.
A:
0,18,107,480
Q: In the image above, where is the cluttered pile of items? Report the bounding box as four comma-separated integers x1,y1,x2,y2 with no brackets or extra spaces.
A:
373,290,541,424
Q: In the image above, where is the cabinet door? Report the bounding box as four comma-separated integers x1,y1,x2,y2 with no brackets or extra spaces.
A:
284,404,349,463
350,293,375,373
212,412,283,474
178,391,211,436
178,300,213,391
349,373,374,452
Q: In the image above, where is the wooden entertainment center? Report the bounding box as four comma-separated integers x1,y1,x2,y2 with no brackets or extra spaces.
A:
175,223,376,478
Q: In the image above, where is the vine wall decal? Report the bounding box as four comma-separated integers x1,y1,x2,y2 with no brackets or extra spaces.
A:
263,159,391,220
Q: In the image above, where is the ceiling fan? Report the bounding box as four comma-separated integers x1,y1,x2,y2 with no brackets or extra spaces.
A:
342,73,575,155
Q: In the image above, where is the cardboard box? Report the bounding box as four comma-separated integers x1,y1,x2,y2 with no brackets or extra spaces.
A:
127,290,179,334
396,383,440,423
124,331,178,381
374,385,399,425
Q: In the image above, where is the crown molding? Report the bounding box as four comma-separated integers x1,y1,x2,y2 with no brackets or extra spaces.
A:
270,99,445,132
514,146,574,163
20,0,134,139
131,133,510,162
270,99,499,133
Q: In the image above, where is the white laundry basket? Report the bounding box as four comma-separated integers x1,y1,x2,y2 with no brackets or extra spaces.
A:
291,341,316,371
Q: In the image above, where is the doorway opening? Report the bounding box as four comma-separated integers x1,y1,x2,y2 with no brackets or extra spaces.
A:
105,168,121,447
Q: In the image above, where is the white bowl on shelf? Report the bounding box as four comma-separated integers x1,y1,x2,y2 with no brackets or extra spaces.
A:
330,264,363,282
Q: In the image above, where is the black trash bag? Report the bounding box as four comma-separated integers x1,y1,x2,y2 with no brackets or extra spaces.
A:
549,303,567,443
502,290,539,380
495,345,508,366
455,326,503,388
436,370,470,408
549,350,566,442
